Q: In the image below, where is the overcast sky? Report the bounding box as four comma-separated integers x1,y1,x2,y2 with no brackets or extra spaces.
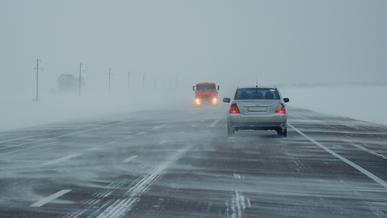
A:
1,0,386,93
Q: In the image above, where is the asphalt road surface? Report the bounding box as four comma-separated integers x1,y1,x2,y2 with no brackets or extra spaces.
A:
1,106,387,218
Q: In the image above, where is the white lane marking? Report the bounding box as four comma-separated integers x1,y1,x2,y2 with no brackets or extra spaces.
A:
152,124,166,130
230,191,248,218
96,146,190,218
344,140,387,160
122,155,138,163
246,197,251,208
229,173,248,218
233,173,241,179
289,123,387,190
136,131,146,136
30,189,72,207
42,153,81,166
209,119,221,128
158,140,169,145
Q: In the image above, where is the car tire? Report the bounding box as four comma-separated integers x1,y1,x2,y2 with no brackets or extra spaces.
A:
276,127,287,137
276,128,283,136
283,127,288,137
227,126,235,136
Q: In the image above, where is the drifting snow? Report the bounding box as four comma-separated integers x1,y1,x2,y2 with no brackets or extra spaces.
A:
282,85,387,126
0,87,192,131
0,84,386,131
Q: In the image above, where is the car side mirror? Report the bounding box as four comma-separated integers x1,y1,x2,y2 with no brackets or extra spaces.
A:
283,98,289,103
223,98,231,103
192,86,195,91
217,85,220,90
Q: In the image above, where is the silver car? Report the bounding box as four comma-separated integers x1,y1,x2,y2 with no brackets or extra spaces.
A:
223,87,289,137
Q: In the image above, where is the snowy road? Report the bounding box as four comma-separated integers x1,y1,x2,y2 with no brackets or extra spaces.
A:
1,107,387,217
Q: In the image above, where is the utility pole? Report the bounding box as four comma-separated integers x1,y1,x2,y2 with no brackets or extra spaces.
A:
175,75,179,88
34,58,41,102
78,63,83,96
256,74,259,88
127,71,131,89
108,68,111,92
142,74,145,88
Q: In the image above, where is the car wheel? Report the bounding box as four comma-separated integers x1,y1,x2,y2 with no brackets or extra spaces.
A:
276,128,283,136
283,127,288,137
276,127,287,137
227,126,235,136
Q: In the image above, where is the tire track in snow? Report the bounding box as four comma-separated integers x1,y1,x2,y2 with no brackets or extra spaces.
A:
152,124,166,130
95,145,191,218
63,180,132,218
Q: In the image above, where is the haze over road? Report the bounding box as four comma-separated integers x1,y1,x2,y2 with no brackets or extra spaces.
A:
1,107,387,217
1,1,387,217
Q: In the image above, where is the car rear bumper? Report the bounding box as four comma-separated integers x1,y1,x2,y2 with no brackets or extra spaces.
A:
228,113,287,129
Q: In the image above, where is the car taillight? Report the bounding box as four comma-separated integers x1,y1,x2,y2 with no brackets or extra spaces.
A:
229,103,240,114
276,103,286,114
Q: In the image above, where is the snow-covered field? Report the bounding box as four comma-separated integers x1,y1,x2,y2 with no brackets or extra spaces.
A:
0,88,191,131
282,85,387,126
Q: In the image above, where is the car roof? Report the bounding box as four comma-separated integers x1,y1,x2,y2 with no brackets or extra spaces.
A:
237,87,277,90
197,82,216,85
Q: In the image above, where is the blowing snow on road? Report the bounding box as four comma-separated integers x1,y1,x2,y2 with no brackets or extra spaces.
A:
1,107,387,217
2,0,387,217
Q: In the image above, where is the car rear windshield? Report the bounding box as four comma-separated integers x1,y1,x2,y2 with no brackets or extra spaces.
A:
197,84,216,91
234,88,280,100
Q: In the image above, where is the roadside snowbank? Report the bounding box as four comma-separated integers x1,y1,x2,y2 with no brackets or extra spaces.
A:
282,86,387,126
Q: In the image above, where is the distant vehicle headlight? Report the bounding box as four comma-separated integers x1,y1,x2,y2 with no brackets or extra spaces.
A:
212,97,218,104
195,98,201,105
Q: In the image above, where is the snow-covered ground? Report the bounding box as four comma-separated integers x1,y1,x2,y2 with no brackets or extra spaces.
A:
0,88,192,131
282,85,387,126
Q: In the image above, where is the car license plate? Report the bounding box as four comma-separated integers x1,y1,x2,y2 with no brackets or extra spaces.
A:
248,106,267,112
